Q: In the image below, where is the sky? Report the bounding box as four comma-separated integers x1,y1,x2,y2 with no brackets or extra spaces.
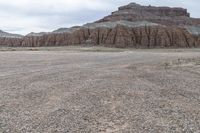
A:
0,0,199,35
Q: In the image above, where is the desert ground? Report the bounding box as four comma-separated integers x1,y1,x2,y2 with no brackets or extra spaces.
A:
0,46,200,133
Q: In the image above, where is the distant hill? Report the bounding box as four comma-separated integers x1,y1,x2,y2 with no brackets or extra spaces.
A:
1,3,200,48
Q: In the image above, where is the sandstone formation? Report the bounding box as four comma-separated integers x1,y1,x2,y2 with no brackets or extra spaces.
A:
1,3,200,48
0,30,23,46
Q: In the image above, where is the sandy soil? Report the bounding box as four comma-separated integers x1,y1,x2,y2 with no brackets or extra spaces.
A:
0,47,200,132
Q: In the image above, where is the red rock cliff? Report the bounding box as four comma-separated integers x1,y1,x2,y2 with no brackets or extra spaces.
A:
1,3,200,48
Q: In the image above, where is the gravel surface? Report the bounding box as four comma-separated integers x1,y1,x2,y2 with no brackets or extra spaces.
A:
0,49,200,132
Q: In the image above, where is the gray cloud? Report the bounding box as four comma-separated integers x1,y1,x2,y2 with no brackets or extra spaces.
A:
0,0,199,35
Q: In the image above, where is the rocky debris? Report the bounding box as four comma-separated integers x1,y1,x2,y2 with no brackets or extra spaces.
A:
1,50,200,132
1,2,200,48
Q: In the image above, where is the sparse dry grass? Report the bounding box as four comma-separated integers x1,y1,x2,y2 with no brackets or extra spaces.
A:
1,46,200,52
0,46,125,52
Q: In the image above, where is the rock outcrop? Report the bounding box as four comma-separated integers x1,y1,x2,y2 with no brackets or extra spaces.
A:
96,2,200,26
0,30,23,46
1,2,200,48
18,23,198,48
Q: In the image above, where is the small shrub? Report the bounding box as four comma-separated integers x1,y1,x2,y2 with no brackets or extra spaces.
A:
164,62,170,69
28,48,39,51
195,61,200,65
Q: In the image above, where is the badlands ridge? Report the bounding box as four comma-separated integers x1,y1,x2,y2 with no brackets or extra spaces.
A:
1,3,200,48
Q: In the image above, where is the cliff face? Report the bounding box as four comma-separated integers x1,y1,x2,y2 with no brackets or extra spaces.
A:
118,3,190,17
1,3,200,48
96,2,200,26
0,30,23,46
18,23,198,48
0,37,22,46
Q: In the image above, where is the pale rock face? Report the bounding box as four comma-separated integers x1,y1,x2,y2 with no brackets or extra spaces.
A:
185,26,200,35
0,30,23,38
0,2,200,48
83,21,159,29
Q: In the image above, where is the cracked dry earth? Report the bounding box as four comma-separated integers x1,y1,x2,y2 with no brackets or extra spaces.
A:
0,49,200,133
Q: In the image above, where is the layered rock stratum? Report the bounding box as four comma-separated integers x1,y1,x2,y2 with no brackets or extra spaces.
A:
0,30,23,46
1,2,200,48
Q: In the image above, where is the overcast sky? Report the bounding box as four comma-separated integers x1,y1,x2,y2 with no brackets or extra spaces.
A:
0,0,199,35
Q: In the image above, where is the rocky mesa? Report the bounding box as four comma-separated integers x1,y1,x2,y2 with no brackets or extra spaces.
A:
1,2,200,48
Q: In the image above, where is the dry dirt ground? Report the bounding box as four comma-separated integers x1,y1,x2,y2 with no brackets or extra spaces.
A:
0,47,200,133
